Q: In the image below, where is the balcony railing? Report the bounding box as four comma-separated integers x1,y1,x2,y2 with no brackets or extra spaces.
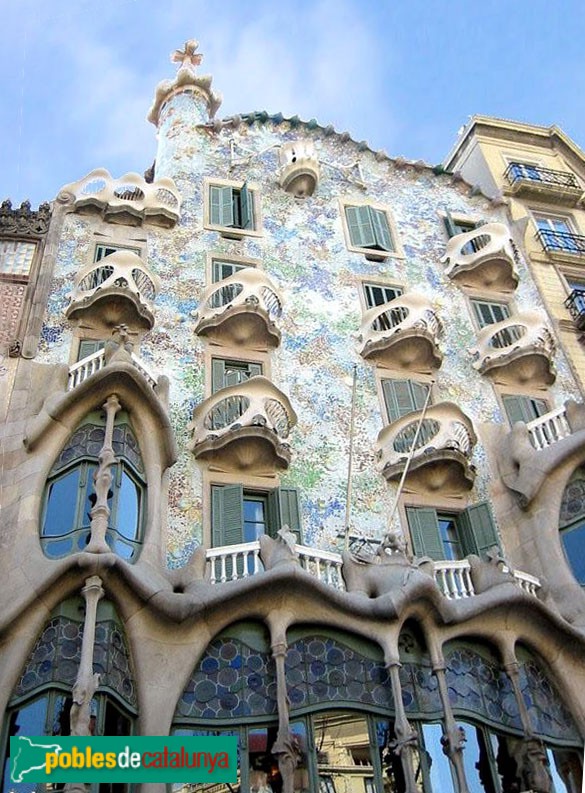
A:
525,406,571,451
376,402,476,489
505,162,580,190
67,348,158,391
470,311,556,382
441,223,518,290
203,542,541,600
537,229,585,256
358,292,442,368
564,288,585,330
59,169,181,227
194,269,283,349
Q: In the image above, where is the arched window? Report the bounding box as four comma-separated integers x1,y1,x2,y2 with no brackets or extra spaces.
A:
41,411,145,561
1,597,137,793
559,471,585,585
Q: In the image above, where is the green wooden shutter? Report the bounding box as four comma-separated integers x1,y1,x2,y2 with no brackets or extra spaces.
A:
406,507,444,560
248,362,263,379
266,487,302,542
210,186,234,227
78,339,104,361
211,358,226,393
458,502,500,557
382,379,429,423
239,183,253,229
346,206,376,248
502,395,547,426
370,208,394,251
444,210,459,238
211,484,244,547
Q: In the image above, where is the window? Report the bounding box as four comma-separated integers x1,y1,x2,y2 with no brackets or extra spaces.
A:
563,275,585,324
0,239,37,278
211,358,263,393
41,414,145,561
470,298,510,328
211,258,250,283
363,282,402,309
443,211,479,238
211,484,302,546
381,378,431,423
77,338,105,361
405,503,500,561
206,181,260,236
534,214,583,254
94,243,140,262
502,394,549,426
559,473,585,586
343,204,395,256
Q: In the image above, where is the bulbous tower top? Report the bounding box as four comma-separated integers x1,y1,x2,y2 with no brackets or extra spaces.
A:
148,39,223,128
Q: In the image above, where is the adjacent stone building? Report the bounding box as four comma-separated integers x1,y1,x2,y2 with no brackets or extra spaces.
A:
1,40,585,793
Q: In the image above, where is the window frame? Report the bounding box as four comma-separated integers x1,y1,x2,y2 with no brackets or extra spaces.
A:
93,242,141,262
339,199,403,260
360,279,404,312
380,377,432,424
404,502,501,561
499,392,550,428
203,178,263,239
206,252,260,285
468,296,512,330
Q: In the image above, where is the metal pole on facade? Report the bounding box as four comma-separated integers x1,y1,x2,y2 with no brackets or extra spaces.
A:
344,364,358,550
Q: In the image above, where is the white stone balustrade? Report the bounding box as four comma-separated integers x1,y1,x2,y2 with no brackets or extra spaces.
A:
190,376,297,445
526,406,571,450
441,222,518,290
469,311,556,381
68,349,158,391
376,402,476,478
59,168,181,227
203,542,541,600
358,292,443,367
278,140,320,197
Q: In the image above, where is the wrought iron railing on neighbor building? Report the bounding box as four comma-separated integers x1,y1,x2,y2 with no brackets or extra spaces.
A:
505,162,580,189
564,288,585,330
537,229,585,255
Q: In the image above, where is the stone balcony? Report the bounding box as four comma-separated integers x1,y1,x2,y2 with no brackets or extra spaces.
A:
441,223,518,291
193,269,283,350
59,168,181,228
66,250,160,331
358,292,443,371
469,311,556,386
376,402,477,492
67,346,159,393
278,140,320,198
204,540,541,602
189,376,297,473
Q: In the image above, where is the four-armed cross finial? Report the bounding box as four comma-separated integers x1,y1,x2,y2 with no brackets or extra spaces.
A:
171,39,203,70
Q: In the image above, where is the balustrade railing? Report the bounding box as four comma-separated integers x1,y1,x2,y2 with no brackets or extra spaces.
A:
67,349,157,391
525,407,571,450
505,162,580,189
203,542,541,600
537,229,585,255
564,288,585,329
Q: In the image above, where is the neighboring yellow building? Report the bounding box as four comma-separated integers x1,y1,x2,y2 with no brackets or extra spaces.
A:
444,115,585,396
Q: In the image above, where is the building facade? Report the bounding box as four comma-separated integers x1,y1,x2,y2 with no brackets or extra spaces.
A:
1,41,585,793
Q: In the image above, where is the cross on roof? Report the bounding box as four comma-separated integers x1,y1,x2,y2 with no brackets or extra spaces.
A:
171,40,203,70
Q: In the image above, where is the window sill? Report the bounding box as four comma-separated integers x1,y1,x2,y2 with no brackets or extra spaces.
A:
205,223,263,240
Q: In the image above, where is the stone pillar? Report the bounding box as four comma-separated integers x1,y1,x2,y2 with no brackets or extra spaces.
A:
386,661,420,793
270,635,297,793
431,652,470,793
86,394,121,554
504,660,552,793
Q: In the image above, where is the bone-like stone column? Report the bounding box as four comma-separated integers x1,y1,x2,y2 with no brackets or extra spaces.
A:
270,635,297,793
86,394,121,554
385,658,420,793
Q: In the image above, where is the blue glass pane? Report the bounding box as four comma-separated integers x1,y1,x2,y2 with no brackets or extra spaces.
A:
457,722,489,793
45,537,74,558
43,469,80,536
116,472,139,540
422,723,455,793
80,464,97,528
3,697,49,793
561,523,585,584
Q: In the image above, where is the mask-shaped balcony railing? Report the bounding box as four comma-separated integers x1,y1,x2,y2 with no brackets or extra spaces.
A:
441,223,518,291
189,376,297,471
469,311,556,385
278,140,320,198
193,269,283,349
59,168,181,228
564,288,585,331
358,292,443,370
66,250,161,331
67,347,158,391
505,162,583,206
376,402,477,490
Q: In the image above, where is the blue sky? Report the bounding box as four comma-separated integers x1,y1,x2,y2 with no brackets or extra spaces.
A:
2,0,585,208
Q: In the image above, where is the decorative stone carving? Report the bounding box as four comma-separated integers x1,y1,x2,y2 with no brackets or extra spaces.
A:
467,549,515,593
278,140,320,197
341,544,437,599
0,199,51,237
69,576,104,736
86,394,121,554
259,527,300,569
515,737,553,793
